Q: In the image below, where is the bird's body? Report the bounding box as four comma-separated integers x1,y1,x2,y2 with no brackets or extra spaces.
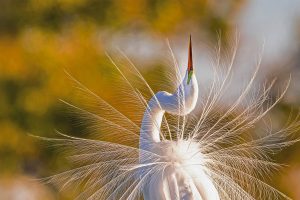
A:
142,140,219,200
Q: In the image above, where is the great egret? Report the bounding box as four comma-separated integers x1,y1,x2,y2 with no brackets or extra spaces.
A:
36,36,300,200
140,36,219,200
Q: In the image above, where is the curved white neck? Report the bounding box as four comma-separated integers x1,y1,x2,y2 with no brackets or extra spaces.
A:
139,71,198,150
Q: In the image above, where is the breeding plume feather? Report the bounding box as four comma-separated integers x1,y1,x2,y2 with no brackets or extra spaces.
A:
36,36,300,200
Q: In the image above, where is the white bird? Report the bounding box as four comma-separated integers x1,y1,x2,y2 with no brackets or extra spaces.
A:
35,36,300,200
140,36,219,200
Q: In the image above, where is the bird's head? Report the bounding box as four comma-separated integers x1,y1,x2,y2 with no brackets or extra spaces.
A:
180,35,198,114
150,36,198,116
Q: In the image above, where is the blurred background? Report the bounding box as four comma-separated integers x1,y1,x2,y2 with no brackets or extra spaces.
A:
0,0,300,199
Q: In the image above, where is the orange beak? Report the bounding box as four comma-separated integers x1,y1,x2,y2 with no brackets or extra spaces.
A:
188,35,193,73
187,35,193,85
